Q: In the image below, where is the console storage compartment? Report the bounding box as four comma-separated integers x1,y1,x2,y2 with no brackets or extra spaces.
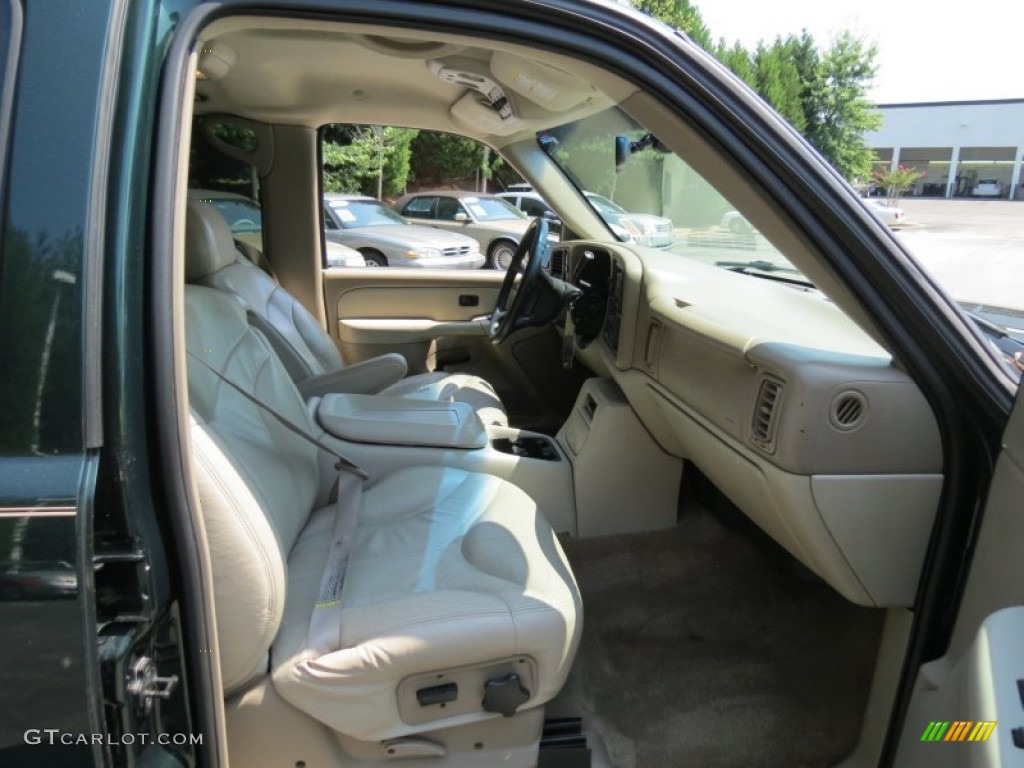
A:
316,393,487,449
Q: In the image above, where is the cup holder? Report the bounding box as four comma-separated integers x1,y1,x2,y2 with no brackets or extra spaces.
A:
492,436,561,462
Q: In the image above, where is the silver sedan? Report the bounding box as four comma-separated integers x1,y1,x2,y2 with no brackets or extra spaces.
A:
323,194,484,268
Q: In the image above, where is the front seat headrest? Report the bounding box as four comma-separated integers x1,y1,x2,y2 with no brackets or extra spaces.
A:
186,199,241,282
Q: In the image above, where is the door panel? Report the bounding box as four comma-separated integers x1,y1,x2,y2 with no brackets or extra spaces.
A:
323,269,589,431
324,270,504,372
894,388,1024,765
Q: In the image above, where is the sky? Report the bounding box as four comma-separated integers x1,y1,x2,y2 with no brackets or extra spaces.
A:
694,0,1024,104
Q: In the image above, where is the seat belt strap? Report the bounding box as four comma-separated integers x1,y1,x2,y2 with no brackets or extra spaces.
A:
309,471,363,654
187,351,368,480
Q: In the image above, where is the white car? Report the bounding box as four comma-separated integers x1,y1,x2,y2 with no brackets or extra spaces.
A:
723,200,905,234
720,210,754,234
866,198,906,228
972,179,1004,197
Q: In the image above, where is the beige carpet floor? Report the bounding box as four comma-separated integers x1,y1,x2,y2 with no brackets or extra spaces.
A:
551,508,884,767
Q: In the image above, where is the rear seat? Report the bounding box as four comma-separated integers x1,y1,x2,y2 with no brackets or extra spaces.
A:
184,284,581,752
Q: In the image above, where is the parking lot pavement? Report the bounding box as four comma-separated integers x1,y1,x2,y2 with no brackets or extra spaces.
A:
894,199,1024,313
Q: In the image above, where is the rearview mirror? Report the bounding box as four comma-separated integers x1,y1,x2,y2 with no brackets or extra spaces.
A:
615,132,669,171
454,212,469,222
615,135,632,171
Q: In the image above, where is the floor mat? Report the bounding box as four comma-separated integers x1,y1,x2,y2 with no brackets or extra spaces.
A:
551,511,885,767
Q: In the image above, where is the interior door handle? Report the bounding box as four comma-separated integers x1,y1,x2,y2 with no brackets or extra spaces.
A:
459,294,479,307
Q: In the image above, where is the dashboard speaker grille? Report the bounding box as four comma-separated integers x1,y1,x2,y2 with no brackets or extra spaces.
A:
830,391,866,430
751,377,783,451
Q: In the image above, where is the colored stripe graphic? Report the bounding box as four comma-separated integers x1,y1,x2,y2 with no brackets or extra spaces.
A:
945,721,972,741
921,722,950,741
920,720,996,742
969,722,997,742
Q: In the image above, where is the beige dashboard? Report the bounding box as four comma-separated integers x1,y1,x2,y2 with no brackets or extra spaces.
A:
559,241,943,608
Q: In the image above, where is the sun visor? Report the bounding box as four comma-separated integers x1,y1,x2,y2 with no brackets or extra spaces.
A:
490,51,595,112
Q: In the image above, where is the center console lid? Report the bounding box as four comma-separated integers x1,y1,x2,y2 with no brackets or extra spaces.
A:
316,394,488,449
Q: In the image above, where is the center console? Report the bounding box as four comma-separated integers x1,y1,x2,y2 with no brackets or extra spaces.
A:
557,378,681,537
312,394,578,535
317,394,487,449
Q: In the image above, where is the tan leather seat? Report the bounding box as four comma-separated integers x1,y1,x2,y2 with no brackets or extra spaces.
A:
185,284,581,755
185,199,507,426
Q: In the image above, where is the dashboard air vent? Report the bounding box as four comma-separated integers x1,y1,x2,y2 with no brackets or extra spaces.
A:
751,377,784,451
550,248,566,279
830,391,867,430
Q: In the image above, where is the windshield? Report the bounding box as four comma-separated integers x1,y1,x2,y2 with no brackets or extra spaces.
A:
329,199,407,228
462,196,526,221
541,107,799,277
540,107,1024,378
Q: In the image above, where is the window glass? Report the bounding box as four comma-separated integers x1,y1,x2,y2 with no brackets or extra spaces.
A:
188,124,262,252
328,199,407,228
402,196,435,218
203,198,262,234
521,198,553,217
459,196,525,221
541,105,1023,381
542,106,796,270
435,196,463,220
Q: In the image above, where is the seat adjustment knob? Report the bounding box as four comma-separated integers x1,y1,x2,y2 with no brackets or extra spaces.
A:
481,672,530,717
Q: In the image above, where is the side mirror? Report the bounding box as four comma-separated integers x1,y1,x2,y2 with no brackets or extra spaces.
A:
454,212,469,223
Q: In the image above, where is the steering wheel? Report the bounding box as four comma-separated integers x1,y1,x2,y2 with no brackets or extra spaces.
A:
489,218,550,344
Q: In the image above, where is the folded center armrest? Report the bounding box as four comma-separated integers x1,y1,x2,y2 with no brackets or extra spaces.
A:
296,353,408,399
316,394,488,449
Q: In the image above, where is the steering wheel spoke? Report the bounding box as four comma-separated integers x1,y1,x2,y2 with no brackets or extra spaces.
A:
488,218,550,344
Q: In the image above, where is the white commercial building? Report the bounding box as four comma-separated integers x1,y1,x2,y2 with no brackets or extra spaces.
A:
864,99,1024,200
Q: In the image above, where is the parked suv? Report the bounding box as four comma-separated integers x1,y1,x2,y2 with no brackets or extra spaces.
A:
499,188,676,249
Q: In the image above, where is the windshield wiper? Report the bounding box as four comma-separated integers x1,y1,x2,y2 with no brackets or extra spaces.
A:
715,259,813,287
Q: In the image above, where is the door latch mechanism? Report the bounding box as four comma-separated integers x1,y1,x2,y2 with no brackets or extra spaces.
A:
127,656,179,716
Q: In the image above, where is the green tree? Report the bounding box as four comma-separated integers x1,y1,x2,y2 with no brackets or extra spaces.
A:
780,32,821,137
803,32,881,180
322,125,418,198
409,131,487,186
633,0,712,48
751,41,806,132
714,27,879,181
715,39,753,84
